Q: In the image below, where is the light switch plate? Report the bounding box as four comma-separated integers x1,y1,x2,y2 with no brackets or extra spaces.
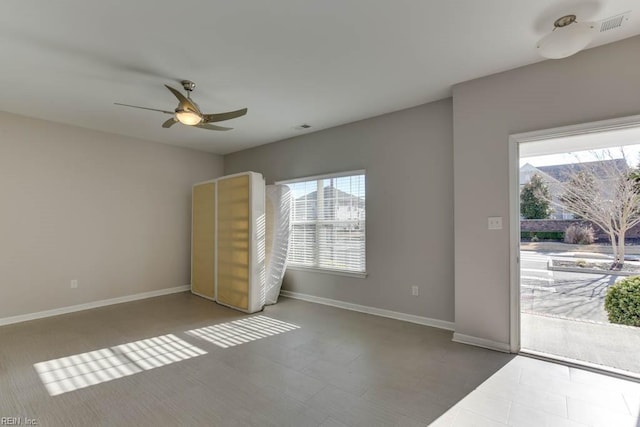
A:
488,217,503,230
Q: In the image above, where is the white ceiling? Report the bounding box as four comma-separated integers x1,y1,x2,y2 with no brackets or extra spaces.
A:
1,1,639,154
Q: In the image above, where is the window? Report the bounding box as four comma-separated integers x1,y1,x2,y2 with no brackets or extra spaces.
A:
278,171,366,276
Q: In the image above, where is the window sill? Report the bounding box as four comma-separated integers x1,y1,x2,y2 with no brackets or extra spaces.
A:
286,265,368,279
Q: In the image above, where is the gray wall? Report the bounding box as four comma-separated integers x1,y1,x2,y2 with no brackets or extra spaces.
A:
6,34,638,341
0,112,223,318
225,99,454,322
453,35,640,346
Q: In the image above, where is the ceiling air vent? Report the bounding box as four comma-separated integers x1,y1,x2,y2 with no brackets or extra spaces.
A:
599,12,630,32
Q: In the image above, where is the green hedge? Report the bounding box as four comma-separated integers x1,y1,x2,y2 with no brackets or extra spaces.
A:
605,276,640,327
521,231,564,241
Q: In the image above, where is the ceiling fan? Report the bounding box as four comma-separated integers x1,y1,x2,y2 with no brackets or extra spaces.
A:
115,80,247,131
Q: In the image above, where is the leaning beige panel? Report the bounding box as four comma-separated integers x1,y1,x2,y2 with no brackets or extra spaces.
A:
216,175,250,310
191,181,216,300
216,172,265,313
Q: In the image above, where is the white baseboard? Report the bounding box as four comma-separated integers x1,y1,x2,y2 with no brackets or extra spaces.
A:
452,332,511,353
0,285,190,327
279,290,455,331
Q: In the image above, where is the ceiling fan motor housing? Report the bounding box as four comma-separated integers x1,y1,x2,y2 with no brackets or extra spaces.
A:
181,80,196,92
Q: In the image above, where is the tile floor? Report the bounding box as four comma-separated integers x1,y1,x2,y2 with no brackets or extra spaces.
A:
0,293,638,426
431,355,640,426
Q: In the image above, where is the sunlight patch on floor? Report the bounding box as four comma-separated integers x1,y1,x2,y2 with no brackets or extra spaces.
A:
429,356,640,426
34,334,206,396
185,315,300,348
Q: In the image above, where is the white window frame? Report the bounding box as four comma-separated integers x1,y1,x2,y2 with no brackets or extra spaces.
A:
276,170,367,278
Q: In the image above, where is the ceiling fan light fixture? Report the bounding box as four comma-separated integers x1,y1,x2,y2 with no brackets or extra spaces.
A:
537,15,596,59
175,109,202,125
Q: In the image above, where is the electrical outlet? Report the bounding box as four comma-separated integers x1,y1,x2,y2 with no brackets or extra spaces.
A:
411,285,419,296
70,279,78,289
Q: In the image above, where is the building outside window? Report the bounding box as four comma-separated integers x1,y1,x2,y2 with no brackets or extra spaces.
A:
277,171,366,276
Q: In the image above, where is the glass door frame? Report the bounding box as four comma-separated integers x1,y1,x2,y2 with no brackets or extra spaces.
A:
508,114,640,354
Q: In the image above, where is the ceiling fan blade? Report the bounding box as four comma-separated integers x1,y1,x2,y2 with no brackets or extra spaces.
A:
114,103,173,115
164,85,200,114
195,123,233,131
202,108,248,123
162,118,178,128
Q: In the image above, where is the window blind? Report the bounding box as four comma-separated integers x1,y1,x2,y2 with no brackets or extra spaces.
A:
284,172,366,274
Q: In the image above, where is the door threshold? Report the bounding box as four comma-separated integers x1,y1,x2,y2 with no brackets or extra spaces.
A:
520,348,640,382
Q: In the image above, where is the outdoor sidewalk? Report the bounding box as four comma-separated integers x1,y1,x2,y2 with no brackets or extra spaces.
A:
521,241,640,256
522,247,640,271
521,312,640,376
